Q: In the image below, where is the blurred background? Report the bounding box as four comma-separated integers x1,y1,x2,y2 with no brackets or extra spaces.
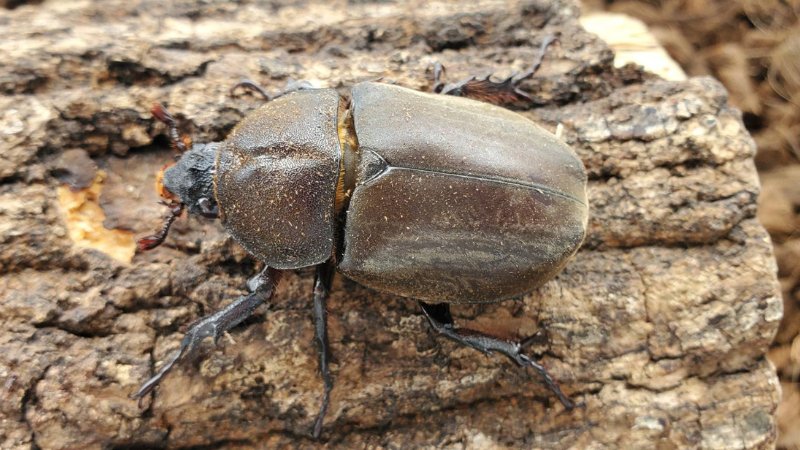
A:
583,0,799,447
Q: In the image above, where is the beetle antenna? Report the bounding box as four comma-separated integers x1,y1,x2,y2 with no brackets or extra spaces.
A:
151,103,190,154
137,202,184,252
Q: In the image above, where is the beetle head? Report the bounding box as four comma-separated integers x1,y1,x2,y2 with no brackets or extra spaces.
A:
160,142,220,218
138,104,220,252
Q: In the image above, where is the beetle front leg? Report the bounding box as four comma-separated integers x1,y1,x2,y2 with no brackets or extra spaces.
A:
230,78,315,102
430,34,558,105
133,267,277,401
311,261,335,439
418,301,577,410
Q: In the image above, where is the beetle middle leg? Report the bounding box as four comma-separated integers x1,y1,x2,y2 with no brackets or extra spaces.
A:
418,301,576,410
430,34,558,104
133,267,278,401
311,261,335,439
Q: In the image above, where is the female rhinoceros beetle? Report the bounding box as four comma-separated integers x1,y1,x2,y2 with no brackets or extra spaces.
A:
134,37,588,438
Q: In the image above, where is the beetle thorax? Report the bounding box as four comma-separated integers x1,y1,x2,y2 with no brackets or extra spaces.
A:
214,90,344,269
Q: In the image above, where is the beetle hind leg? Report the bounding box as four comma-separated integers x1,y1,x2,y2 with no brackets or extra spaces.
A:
418,301,576,410
430,34,558,105
132,268,277,402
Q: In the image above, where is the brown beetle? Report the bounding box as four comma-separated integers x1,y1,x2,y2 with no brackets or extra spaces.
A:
135,38,588,438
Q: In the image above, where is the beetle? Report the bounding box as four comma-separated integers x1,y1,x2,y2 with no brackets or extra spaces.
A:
134,37,588,438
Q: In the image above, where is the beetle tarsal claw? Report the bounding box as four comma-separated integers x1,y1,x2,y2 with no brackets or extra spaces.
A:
515,352,576,410
132,317,220,402
132,342,188,401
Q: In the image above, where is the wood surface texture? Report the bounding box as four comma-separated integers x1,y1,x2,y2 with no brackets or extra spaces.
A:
0,0,781,448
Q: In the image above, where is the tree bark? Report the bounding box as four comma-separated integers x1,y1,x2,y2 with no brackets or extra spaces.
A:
0,0,781,448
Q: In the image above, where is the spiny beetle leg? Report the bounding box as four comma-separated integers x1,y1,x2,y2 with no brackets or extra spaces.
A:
312,261,336,439
430,34,558,105
230,78,315,102
230,79,273,101
418,301,577,410
132,268,276,403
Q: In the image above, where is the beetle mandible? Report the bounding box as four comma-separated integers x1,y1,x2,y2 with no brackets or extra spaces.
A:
134,37,588,438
